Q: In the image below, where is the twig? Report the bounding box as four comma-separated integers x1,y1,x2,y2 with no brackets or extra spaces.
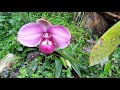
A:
102,12,120,20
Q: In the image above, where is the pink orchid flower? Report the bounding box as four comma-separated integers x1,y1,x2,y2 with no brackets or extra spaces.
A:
17,19,71,55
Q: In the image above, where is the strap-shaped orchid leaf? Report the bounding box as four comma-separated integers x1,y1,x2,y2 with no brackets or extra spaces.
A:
54,57,62,78
89,21,120,66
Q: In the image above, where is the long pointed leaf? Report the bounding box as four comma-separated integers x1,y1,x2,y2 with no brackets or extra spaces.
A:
54,57,62,78
27,59,39,76
89,21,120,66
57,50,87,73
40,59,51,72
71,62,81,77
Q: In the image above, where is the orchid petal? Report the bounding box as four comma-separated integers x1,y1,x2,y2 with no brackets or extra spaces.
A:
17,23,46,47
36,18,52,29
47,25,71,49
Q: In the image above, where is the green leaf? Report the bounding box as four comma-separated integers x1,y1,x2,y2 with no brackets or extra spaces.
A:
27,59,39,76
57,50,87,72
60,57,67,68
54,57,62,78
27,56,42,76
70,61,81,77
89,21,120,66
99,74,107,78
19,68,27,75
22,48,37,55
104,61,111,73
65,60,71,68
17,46,23,51
40,58,51,72
57,51,82,77
57,50,87,74
57,50,75,62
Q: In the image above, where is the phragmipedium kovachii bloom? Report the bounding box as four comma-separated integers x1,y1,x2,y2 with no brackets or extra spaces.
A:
17,19,71,55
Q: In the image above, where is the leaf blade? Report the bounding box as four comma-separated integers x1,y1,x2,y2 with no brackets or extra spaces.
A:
71,61,81,77
54,57,62,78
104,61,111,73
89,21,120,66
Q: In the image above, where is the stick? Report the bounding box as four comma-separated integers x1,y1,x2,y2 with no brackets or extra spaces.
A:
102,12,120,20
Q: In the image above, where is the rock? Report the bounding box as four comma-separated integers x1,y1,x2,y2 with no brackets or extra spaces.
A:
0,68,11,78
27,51,40,61
0,68,18,78
9,72,17,78
0,53,16,73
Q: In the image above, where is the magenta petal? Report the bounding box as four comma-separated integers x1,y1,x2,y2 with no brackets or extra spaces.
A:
36,18,52,29
17,23,46,47
47,25,71,49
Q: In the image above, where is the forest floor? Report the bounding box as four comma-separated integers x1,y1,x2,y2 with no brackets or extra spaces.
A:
0,12,120,78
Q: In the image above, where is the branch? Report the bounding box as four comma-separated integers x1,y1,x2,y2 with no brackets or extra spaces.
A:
102,12,120,20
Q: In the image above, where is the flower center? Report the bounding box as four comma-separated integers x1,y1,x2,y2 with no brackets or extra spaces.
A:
42,33,51,39
41,39,52,46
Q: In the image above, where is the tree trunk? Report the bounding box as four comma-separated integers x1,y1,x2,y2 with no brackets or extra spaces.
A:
73,12,119,36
